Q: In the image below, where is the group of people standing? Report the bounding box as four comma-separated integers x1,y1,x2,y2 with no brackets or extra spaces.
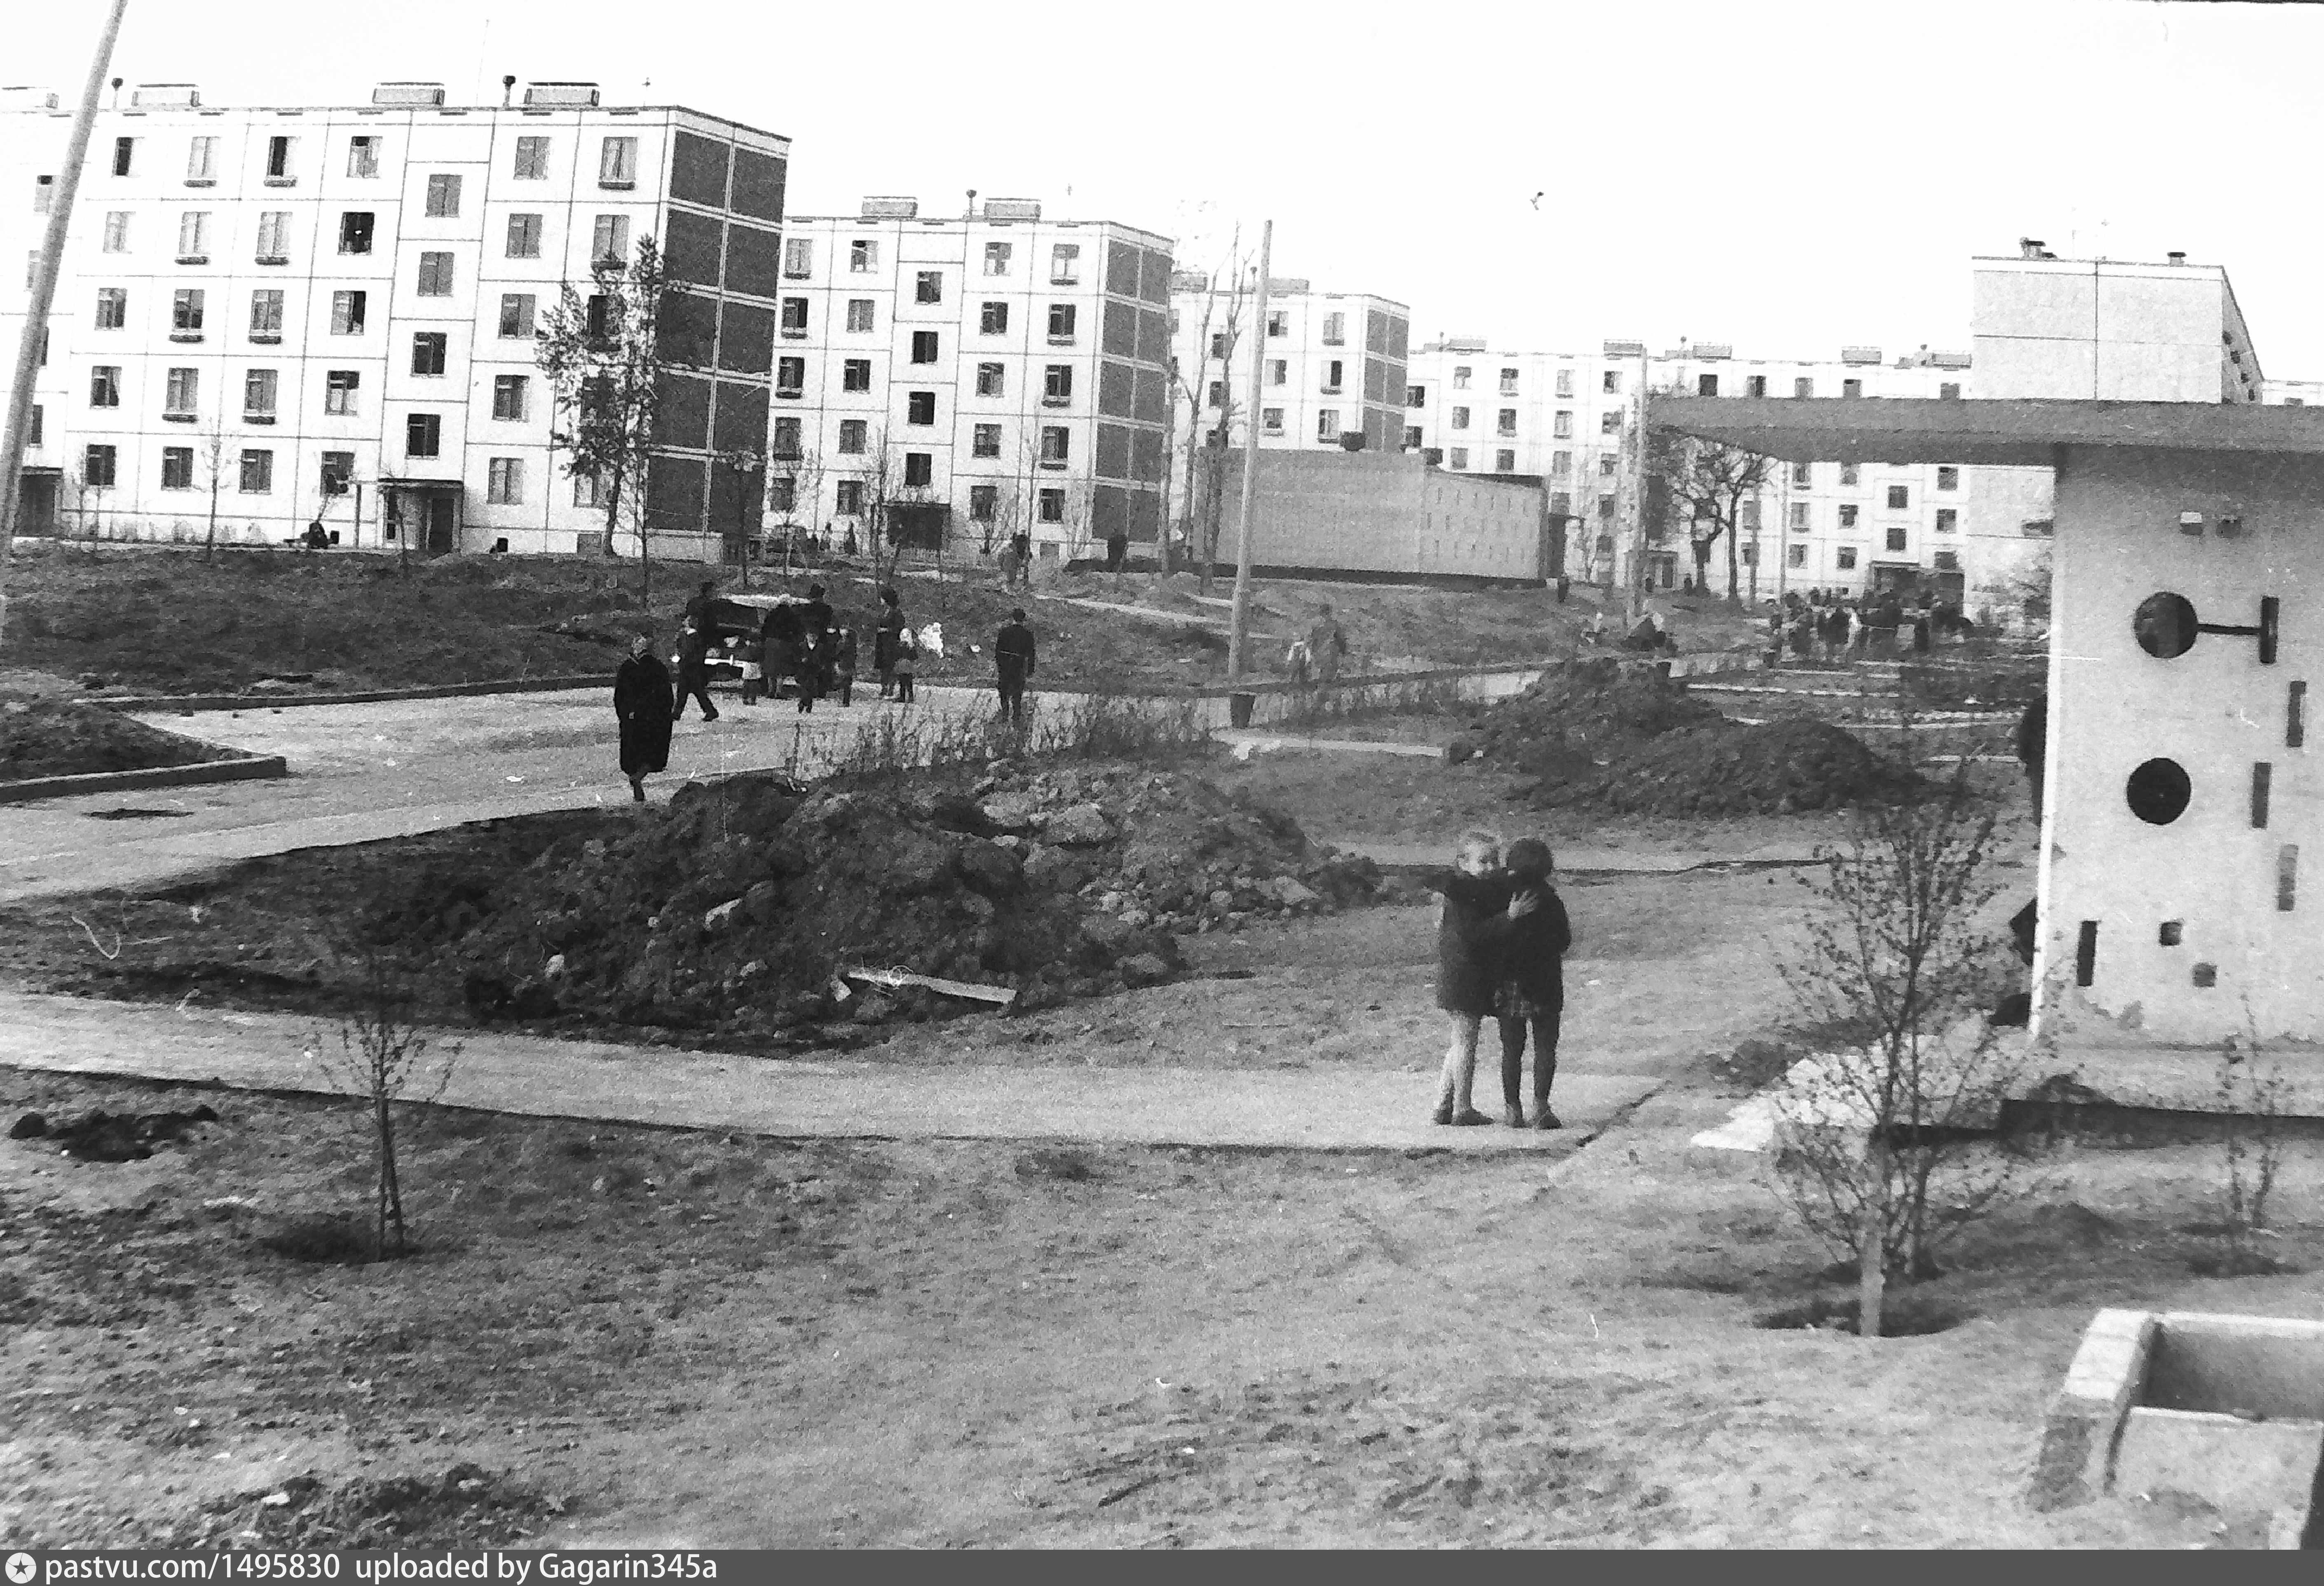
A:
1764,587,1971,664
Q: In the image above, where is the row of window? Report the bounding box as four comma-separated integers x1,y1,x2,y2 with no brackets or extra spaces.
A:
773,299,1082,343
74,439,530,503
1422,367,1965,402
1202,312,1354,353
76,207,632,266
83,361,535,421
101,133,641,189
773,476,1077,524
775,353,1079,403
80,284,542,343
781,237,1081,286
767,415,1076,463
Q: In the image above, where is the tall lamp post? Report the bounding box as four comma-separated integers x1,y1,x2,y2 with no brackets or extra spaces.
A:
724,448,763,590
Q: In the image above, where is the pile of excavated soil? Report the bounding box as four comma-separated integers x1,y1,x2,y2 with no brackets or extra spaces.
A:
0,695,233,782
415,760,1380,1039
1462,659,1918,816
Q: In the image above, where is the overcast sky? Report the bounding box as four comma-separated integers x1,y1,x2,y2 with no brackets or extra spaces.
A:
14,0,2324,373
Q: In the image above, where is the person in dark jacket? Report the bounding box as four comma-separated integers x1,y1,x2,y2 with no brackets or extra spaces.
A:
996,608,1036,722
873,587,906,698
671,619,719,723
761,596,804,702
683,580,718,631
1494,837,1573,1129
614,633,673,802
832,627,858,707
1418,830,1537,1126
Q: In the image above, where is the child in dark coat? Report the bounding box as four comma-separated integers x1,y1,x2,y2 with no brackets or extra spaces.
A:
832,628,858,707
1419,829,1537,1126
1494,837,1573,1129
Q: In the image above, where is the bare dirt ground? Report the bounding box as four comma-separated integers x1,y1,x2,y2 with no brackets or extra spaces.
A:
0,685,240,783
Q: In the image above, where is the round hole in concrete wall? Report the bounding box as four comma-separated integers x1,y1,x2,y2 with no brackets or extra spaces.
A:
2126,758,2193,825
2133,592,2199,659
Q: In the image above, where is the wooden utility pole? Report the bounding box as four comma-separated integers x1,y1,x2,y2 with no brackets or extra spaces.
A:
1226,220,1272,683
0,0,131,645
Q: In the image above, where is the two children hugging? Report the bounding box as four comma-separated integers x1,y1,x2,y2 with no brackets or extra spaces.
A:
1423,830,1572,1129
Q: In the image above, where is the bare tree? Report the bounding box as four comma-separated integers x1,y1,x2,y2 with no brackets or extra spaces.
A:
538,237,670,605
1647,390,1772,605
314,956,461,1262
769,443,825,577
199,419,230,557
1167,243,1254,596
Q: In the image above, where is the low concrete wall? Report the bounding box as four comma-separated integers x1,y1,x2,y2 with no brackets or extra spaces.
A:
0,753,288,806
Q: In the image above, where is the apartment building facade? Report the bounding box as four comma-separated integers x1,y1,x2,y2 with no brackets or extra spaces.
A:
0,80,789,558
1164,274,1409,534
771,198,1172,563
1402,338,2024,607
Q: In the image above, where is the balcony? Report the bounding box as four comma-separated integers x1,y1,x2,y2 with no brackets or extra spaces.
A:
775,387,803,401
780,326,808,339
182,177,215,188
1319,385,1342,396
249,331,281,345
168,331,205,343
263,175,296,188
176,254,209,266
1045,334,1075,347
1037,458,1067,471
244,413,276,425
255,254,288,267
1040,395,1071,408
163,410,196,423
598,178,635,191
1050,272,1078,286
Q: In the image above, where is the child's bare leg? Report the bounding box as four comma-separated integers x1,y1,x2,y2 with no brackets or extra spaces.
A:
1434,1013,1488,1124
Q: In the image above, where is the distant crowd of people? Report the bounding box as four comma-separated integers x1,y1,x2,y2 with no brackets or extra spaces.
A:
1763,587,1974,664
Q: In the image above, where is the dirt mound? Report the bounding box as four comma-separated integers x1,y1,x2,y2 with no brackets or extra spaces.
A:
0,695,231,782
180,1464,556,1549
405,760,1379,1039
11,1104,220,1161
1467,659,1916,816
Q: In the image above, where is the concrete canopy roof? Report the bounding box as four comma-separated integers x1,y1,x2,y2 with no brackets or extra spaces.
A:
1647,396,2324,465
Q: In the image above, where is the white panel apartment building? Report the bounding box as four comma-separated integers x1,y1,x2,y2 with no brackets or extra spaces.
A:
1164,274,1410,521
0,81,789,556
772,198,1173,564
1403,338,2017,605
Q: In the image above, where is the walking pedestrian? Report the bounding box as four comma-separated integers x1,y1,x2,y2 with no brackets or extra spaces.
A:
736,629,766,705
893,627,919,704
761,596,803,703
614,633,673,803
874,587,905,699
1009,529,1033,589
1306,603,1348,686
996,607,1036,723
1494,837,1572,1129
684,579,718,631
832,627,858,707
671,619,719,723
1418,831,1536,1126
1106,527,1129,575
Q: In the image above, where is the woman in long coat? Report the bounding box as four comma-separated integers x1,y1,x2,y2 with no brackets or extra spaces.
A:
615,633,673,802
872,587,906,699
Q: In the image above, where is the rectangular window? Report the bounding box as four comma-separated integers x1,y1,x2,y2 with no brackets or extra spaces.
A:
772,416,803,458
498,293,536,338
983,240,1012,276
768,476,795,514
904,453,933,488
186,136,217,182
330,290,366,335
177,211,211,260
1050,243,1080,284
1452,366,1471,389
1741,544,1758,566
243,368,277,418
94,287,126,329
976,362,1005,397
1837,547,1859,569
1407,385,1426,407
1038,487,1064,522
1787,544,1807,568
411,332,447,375
979,301,1009,335
1789,502,1810,530
506,213,543,258
491,374,528,420
103,211,129,252
1451,406,1470,431
417,251,454,296
171,287,205,333
1933,550,1961,572
907,390,937,425
1599,411,1621,434
1323,360,1344,393
265,135,294,181
1040,425,1069,463
1840,463,1860,486
347,136,379,178
1044,365,1073,404
1746,375,1767,397
577,215,625,268
598,137,637,188
164,366,199,416
835,479,864,515
1448,447,1468,470
487,458,523,504
1885,525,1908,553
1264,408,1286,435
1599,454,1618,477
1552,410,1572,439
837,419,867,454
776,356,805,396
1317,410,1341,443
112,137,134,178
1322,312,1345,345
1791,460,1812,487
513,136,551,180
972,423,1002,458
239,449,273,493
1207,380,1226,410
338,211,374,254
1549,491,1571,516
1047,303,1077,340
849,239,878,273
1500,366,1519,394
910,330,939,364
1268,359,1288,386
405,413,441,458
325,369,360,415
1939,382,1961,401
255,210,290,259
1556,369,1574,397
585,294,610,338
1795,377,1815,399
161,446,194,489
1267,310,1289,338
1602,370,1622,394
842,358,872,392
1936,465,1959,491
423,174,462,218
84,443,117,486
321,450,354,497
32,174,52,214
1550,450,1572,478
1935,508,1958,533
914,270,943,304
1886,485,1909,509
782,237,813,278
1839,504,1859,528
969,483,997,521
1697,373,1719,396
846,298,875,333
781,297,808,336
1496,449,1517,472
574,469,608,508
1843,378,1864,399
1405,425,1422,449
1497,408,1517,436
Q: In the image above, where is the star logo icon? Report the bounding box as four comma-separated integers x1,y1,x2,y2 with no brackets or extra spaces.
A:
6,1552,37,1586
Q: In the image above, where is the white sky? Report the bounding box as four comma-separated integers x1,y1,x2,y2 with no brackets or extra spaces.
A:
14,0,2324,373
